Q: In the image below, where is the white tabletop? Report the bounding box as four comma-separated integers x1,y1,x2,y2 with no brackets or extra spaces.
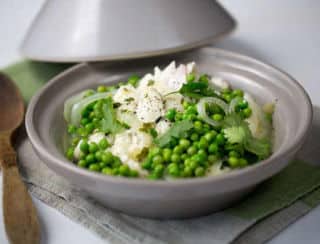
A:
0,0,320,243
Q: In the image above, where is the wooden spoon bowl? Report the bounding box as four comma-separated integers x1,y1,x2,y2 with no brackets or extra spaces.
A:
0,73,40,244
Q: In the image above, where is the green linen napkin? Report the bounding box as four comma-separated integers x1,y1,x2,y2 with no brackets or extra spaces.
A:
3,60,320,244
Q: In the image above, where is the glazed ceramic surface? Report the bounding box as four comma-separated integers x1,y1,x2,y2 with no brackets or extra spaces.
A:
25,48,312,218
20,0,235,62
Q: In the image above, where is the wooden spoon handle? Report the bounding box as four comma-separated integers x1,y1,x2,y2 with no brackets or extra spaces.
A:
2,155,40,244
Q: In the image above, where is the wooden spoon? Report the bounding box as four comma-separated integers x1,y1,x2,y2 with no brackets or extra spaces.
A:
0,73,40,244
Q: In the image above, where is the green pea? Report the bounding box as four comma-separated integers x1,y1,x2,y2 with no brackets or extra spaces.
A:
229,150,240,158
67,125,77,134
146,173,155,180
92,117,99,124
212,114,223,121
193,154,203,164
71,137,80,146
204,123,210,129
149,147,161,157
239,158,248,167
162,148,172,162
152,155,164,165
99,138,109,149
184,158,193,167
84,90,95,97
243,107,252,118
238,100,248,109
66,147,74,160
89,163,100,172
113,156,122,167
112,168,119,175
194,121,203,133
198,137,209,149
168,164,180,177
195,152,206,163
199,74,209,84
97,85,107,93
187,146,197,156
85,154,95,164
142,158,152,170
127,75,140,87
168,162,178,169
198,149,207,158
84,123,94,133
89,142,99,153
119,165,130,176
208,143,219,154
181,154,188,161
186,114,197,121
130,170,139,177
186,73,196,82
216,134,225,145
81,108,90,118
89,111,95,119
80,140,89,153
102,167,113,175
223,94,232,103
204,131,217,142
182,113,189,120
169,137,179,148
228,157,239,168
183,101,190,109
173,145,183,154
222,88,231,94
78,127,89,137
179,138,191,149
192,141,200,149
80,118,90,126
99,162,107,168
171,154,181,164
79,152,86,160
182,166,193,177
189,159,198,170
208,154,219,164
77,159,87,168
94,101,102,110
154,164,164,176
186,105,197,114
195,167,205,177
203,128,210,134
232,89,244,97
95,151,103,161
190,133,199,141
101,152,113,164
165,108,176,122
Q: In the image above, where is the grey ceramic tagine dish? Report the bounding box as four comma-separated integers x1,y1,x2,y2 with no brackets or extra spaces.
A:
25,48,312,218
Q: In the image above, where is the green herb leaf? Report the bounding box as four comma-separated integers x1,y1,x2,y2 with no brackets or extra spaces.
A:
155,120,193,147
149,128,158,138
245,137,271,159
100,97,124,134
223,113,271,159
179,81,208,98
223,126,247,144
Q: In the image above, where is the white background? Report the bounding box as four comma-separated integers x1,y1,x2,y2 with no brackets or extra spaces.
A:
0,0,320,243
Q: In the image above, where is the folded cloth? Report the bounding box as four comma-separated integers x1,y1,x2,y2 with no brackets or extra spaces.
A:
3,60,320,244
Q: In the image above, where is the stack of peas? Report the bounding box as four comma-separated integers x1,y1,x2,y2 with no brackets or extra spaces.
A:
142,74,253,179
65,75,141,177
142,101,225,179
